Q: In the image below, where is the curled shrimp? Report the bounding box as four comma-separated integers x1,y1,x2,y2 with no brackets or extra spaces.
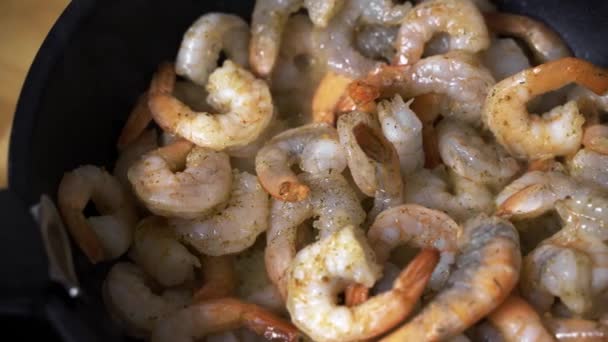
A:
381,215,521,341
128,140,232,219
170,171,269,256
255,123,346,202
481,38,532,81
568,148,608,192
393,0,489,65
437,118,520,188
405,166,494,222
583,125,608,155
544,317,608,341
148,61,273,150
287,225,439,342
483,57,608,159
265,171,365,299
176,13,249,86
487,295,555,342
103,262,191,338
378,95,424,175
484,12,572,63
58,165,137,263
151,297,299,342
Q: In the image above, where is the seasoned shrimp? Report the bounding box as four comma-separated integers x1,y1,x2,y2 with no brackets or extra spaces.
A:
58,165,137,263
176,13,249,86
148,61,273,150
484,12,572,63
378,95,424,175
404,167,494,222
116,92,153,150
567,148,608,192
171,171,268,256
481,38,531,82
437,119,520,188
255,123,345,201
130,216,200,287
194,255,236,302
151,298,299,342
265,171,365,298
583,125,608,155
103,262,191,338
521,229,608,316
487,295,555,342
483,58,608,159
287,225,439,342
128,140,232,219
393,0,489,65
312,71,354,124
544,317,608,341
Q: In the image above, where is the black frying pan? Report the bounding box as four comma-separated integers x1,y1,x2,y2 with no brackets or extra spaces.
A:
2,0,607,340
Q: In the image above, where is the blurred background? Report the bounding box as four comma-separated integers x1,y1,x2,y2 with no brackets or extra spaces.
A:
0,0,68,188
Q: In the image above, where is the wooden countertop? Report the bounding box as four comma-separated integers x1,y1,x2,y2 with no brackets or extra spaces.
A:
0,0,68,188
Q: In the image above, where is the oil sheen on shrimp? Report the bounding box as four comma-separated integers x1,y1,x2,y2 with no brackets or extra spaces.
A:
568,148,608,192
170,171,269,256
487,295,555,342
176,13,249,86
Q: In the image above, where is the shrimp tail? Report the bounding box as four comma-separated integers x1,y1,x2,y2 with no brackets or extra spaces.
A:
345,283,370,307
117,92,153,150
241,303,300,342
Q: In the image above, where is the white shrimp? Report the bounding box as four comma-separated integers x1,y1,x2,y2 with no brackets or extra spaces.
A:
381,215,521,341
483,57,608,159
148,61,273,150
487,295,556,342
393,0,489,65
176,13,249,86
567,148,608,192
355,24,398,62
58,165,137,263
287,225,439,342
437,118,520,188
377,95,424,175
103,262,191,338
255,123,346,201
404,167,494,222
127,140,232,219
129,216,200,288
265,171,365,298
170,171,269,256
481,38,532,82
555,194,608,241
568,87,608,126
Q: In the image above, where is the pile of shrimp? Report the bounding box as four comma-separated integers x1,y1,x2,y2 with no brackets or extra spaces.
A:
56,0,608,341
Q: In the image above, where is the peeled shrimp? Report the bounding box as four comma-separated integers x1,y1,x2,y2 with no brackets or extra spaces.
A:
170,171,268,256
583,125,608,155
151,298,299,342
312,71,354,124
355,24,398,62
437,118,520,188
255,123,345,202
128,140,232,219
484,12,572,63
265,171,365,299
394,0,489,65
103,262,191,338
483,58,608,159
378,95,424,175
58,165,137,263
568,87,608,126
382,215,521,341
482,38,532,81
130,216,200,287
286,225,439,342
567,148,608,192
176,13,249,86
487,295,555,342
555,195,608,241
544,317,608,341
404,167,494,222
148,61,273,150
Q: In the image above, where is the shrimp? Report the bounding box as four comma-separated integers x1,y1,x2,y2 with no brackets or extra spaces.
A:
355,24,398,62
404,167,494,222
481,38,532,81
521,229,608,316
103,262,191,338
312,71,354,124
127,140,232,219
484,12,572,63
437,119,520,188
381,215,521,341
58,165,137,263
151,298,299,342
235,246,284,313
170,171,269,256
148,61,273,150
129,216,200,287
544,317,608,341
176,13,249,86
555,194,608,241
255,123,345,202
286,225,439,342
567,148,608,192
393,0,489,66
378,95,424,175
194,255,236,302
483,58,608,159
116,92,153,150
265,171,365,299
411,93,443,168
583,125,608,155
567,87,608,126
487,295,555,342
